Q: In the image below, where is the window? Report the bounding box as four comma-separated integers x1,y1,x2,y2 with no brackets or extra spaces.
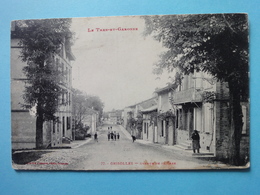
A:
62,93,65,104
62,116,65,136
67,116,71,130
161,120,165,137
53,120,56,134
57,117,59,132
176,110,179,128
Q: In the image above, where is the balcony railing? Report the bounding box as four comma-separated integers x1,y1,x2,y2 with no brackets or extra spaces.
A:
172,88,203,104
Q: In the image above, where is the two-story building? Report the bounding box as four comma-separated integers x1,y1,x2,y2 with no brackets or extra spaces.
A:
154,85,176,146
172,71,249,161
124,97,157,139
11,21,75,149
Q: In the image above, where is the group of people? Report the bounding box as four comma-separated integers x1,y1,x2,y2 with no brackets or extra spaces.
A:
108,131,120,141
107,126,119,141
97,126,200,153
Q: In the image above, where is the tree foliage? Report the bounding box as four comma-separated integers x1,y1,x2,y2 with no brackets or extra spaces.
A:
11,19,74,148
12,18,74,121
72,88,104,128
144,14,249,99
143,14,249,165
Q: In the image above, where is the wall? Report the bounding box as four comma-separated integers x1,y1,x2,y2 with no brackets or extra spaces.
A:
167,120,175,145
176,129,190,144
12,112,36,150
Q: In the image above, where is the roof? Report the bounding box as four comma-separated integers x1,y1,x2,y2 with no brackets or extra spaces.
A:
127,97,157,109
155,84,176,94
140,105,158,113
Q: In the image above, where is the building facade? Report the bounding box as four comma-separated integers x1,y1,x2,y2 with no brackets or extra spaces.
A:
141,105,157,143
81,108,99,135
155,85,176,146
11,23,75,149
123,98,157,139
172,71,249,161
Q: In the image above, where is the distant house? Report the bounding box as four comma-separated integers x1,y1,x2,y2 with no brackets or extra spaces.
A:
108,110,123,125
124,97,157,139
11,22,75,149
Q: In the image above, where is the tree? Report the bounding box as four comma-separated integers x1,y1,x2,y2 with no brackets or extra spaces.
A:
143,14,249,165
12,19,74,148
85,95,104,121
72,88,104,128
72,88,89,129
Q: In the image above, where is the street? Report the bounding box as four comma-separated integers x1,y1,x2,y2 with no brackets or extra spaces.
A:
13,124,226,170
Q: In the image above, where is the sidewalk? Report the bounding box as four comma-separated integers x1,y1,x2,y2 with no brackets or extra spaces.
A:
118,125,132,140
62,138,92,149
119,125,215,160
13,138,92,154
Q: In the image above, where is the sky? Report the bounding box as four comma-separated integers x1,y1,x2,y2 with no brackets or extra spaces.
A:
71,16,171,111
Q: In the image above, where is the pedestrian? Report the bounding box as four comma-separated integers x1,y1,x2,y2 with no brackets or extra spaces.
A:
94,132,98,142
108,131,110,141
117,133,120,140
191,130,200,153
110,132,114,140
114,131,116,141
132,135,136,142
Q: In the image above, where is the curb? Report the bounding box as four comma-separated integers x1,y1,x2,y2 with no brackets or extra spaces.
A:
70,138,92,149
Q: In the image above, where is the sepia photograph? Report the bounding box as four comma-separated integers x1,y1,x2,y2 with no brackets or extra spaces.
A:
11,14,249,170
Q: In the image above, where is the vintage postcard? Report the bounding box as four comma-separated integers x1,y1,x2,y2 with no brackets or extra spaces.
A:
11,14,249,170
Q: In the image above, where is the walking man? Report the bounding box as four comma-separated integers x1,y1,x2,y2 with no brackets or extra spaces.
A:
94,132,98,142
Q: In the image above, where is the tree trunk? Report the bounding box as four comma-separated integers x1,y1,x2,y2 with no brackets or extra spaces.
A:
228,82,243,165
36,105,44,148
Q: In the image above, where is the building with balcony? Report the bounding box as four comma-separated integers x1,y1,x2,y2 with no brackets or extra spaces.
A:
172,71,249,161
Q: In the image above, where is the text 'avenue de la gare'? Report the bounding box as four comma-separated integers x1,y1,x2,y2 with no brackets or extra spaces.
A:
88,27,138,32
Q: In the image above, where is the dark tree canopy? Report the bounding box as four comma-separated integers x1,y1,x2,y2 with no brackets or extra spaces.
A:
144,14,249,99
143,14,249,165
12,18,74,121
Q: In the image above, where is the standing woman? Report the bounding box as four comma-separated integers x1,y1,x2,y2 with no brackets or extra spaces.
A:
191,130,200,153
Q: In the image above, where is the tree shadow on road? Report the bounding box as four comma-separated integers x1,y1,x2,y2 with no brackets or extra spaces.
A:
12,151,52,165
